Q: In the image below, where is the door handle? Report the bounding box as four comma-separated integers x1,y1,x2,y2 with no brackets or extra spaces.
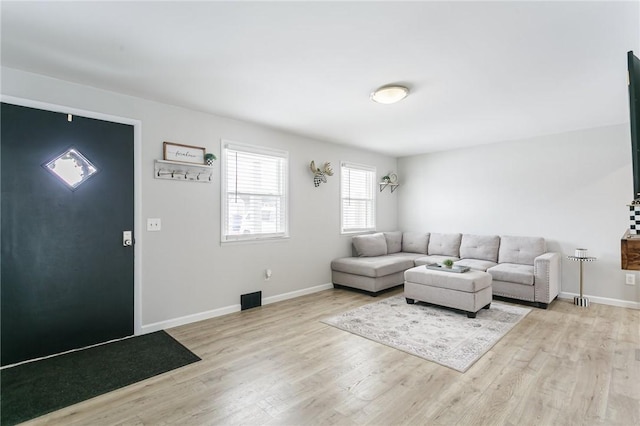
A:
123,231,133,247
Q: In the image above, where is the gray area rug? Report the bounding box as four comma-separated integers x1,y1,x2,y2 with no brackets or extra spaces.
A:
322,295,530,372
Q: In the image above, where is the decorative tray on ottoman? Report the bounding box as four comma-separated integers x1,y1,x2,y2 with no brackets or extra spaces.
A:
425,263,470,273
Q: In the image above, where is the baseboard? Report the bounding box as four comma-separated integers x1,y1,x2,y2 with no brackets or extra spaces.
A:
140,282,334,334
558,292,640,310
263,283,333,305
141,304,242,334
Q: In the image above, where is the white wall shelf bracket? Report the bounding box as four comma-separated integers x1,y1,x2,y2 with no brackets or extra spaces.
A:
379,182,399,193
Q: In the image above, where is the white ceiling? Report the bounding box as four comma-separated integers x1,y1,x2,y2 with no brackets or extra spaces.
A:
1,1,639,157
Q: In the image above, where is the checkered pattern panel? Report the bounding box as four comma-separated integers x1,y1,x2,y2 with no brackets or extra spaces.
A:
630,205,640,234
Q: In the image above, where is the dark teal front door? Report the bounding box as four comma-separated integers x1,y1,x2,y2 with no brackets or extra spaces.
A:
1,102,135,366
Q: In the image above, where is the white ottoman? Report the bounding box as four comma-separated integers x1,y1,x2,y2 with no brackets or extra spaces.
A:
404,266,493,318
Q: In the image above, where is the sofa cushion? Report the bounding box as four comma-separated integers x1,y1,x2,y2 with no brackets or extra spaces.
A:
460,234,500,262
414,255,460,266
405,266,492,293
488,263,534,285
428,233,462,257
498,235,546,265
331,256,415,278
402,232,429,254
387,252,426,262
454,258,498,272
384,231,403,254
353,233,387,257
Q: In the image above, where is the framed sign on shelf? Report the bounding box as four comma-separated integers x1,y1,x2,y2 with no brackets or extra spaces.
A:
163,142,206,165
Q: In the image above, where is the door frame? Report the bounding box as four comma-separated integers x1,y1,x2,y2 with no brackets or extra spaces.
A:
1,95,143,335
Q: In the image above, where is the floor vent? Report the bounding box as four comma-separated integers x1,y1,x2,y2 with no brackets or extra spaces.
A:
241,291,262,311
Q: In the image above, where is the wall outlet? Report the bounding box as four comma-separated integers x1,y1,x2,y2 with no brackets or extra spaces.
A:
265,269,272,281
625,273,636,285
147,218,161,231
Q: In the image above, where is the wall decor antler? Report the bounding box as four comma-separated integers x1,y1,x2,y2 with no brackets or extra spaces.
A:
310,161,334,187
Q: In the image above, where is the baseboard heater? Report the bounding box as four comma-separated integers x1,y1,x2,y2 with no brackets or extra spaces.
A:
241,291,262,311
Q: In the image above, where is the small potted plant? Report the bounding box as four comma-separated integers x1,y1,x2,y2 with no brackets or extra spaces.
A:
381,175,391,183
442,259,454,269
204,153,216,166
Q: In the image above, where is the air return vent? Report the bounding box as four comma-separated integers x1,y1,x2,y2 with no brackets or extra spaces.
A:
241,291,262,311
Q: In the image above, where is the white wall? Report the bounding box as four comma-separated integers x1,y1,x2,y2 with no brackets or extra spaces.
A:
398,125,639,306
1,67,399,329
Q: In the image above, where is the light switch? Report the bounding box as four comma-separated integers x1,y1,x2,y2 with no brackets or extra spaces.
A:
147,218,161,231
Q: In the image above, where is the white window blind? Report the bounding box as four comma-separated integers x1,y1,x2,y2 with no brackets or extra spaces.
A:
222,141,288,242
341,162,376,233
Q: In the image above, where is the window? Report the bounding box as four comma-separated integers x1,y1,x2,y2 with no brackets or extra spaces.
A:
222,141,288,242
341,162,376,233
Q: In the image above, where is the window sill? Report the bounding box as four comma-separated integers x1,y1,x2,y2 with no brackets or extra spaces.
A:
341,229,377,235
221,235,290,246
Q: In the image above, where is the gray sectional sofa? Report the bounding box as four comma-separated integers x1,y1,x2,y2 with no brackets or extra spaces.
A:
331,231,561,308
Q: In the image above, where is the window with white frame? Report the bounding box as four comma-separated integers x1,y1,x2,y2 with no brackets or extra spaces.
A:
222,141,288,242
340,162,376,233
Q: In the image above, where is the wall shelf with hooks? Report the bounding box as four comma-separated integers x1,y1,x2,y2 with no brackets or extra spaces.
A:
379,182,400,193
154,159,213,183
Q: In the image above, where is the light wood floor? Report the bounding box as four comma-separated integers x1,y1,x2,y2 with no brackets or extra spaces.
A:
24,288,640,425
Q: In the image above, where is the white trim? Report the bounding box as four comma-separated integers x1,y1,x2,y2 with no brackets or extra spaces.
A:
141,283,334,333
340,161,377,234
0,95,144,335
558,291,640,310
223,232,289,244
263,283,334,305
341,161,376,172
0,334,133,370
223,139,288,159
221,235,291,246
220,139,289,243
141,304,242,334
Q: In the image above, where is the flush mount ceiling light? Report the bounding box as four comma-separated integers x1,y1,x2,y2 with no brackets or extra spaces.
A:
370,84,409,104
43,147,99,190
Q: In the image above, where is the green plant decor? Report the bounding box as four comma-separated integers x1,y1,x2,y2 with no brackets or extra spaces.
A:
204,153,216,165
442,259,454,268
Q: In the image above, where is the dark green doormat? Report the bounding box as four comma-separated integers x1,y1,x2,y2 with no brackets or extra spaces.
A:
0,330,200,425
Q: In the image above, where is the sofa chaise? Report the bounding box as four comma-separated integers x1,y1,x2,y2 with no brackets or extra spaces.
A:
330,231,561,308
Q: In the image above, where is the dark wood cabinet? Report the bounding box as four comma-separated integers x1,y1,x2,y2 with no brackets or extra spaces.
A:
621,230,640,270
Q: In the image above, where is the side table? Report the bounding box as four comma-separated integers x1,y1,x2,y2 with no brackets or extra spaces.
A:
567,255,596,307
